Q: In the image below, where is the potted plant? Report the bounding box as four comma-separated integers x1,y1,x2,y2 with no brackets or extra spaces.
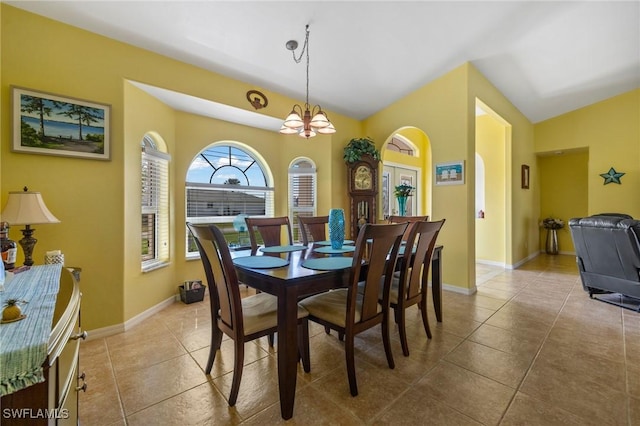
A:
343,137,381,163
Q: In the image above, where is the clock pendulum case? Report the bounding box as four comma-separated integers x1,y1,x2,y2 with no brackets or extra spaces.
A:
346,154,379,240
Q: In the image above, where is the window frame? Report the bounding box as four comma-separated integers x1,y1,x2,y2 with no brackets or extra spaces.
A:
185,143,274,257
141,134,171,272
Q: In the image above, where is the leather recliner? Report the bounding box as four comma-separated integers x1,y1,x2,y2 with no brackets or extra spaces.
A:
569,214,640,302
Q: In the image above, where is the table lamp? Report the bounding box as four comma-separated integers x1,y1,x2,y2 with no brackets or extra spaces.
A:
1,187,60,266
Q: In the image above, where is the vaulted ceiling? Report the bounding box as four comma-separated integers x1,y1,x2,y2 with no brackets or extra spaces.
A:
6,1,639,123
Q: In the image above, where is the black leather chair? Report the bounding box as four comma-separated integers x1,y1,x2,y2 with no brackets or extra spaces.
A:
569,214,640,309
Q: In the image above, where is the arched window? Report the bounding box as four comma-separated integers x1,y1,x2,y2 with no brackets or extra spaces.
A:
141,133,171,271
185,143,273,255
387,135,416,156
288,158,317,242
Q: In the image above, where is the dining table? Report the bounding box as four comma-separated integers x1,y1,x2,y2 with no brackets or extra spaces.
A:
231,242,443,420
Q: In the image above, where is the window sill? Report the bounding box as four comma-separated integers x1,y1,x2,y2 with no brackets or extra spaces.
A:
142,261,170,273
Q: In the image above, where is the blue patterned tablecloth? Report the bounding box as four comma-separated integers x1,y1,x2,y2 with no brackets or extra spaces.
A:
0,264,63,396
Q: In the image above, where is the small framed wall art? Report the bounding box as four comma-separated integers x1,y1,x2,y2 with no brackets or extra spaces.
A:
521,164,530,189
12,86,111,160
435,161,464,185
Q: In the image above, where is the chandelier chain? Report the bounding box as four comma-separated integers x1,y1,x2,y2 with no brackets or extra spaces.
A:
290,25,311,106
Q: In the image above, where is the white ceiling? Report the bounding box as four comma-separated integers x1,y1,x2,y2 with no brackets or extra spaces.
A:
6,1,640,123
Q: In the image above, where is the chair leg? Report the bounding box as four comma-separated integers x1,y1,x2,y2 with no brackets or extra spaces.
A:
228,339,245,406
205,324,224,375
420,296,432,339
298,319,311,373
397,307,410,357
268,333,275,347
381,314,395,370
345,333,358,397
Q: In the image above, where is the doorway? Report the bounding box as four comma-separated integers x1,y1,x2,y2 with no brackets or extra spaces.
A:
475,100,510,268
382,165,419,218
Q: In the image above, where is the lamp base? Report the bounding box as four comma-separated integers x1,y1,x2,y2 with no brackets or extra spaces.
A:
18,225,37,267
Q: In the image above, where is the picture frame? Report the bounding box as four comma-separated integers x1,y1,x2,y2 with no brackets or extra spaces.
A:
435,161,464,185
12,86,111,160
521,164,530,189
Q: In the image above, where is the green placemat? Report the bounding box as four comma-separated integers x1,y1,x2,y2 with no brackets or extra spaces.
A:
233,256,289,269
259,245,306,253
315,240,354,246
314,246,356,254
301,257,353,271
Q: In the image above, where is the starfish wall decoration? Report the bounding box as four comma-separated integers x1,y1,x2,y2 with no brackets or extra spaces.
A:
599,167,625,185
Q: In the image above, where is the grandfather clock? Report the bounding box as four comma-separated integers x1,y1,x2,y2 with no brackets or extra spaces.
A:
347,154,379,240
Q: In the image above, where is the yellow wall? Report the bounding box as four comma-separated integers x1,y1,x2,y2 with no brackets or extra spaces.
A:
468,68,537,269
535,89,640,218
537,151,588,253
1,5,359,330
365,65,474,290
475,115,506,263
4,4,634,327
365,64,536,292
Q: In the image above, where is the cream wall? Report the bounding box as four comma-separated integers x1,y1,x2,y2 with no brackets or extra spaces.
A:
1,5,357,330
535,89,640,218
475,115,506,263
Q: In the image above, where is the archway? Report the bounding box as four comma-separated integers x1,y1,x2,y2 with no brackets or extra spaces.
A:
380,127,432,220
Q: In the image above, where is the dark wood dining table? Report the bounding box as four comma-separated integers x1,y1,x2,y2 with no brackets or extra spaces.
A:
232,243,443,419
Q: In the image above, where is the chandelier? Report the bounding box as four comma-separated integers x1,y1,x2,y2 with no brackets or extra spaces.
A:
280,25,336,139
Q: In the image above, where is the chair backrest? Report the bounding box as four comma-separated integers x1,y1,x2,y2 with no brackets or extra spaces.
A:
349,222,407,325
397,219,445,304
298,215,329,245
186,222,243,338
569,216,640,281
244,216,293,250
388,215,429,242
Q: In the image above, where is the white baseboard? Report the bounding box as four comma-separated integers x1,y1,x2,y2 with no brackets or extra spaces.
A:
85,323,124,341
85,295,176,341
511,251,541,269
476,259,506,268
441,282,477,295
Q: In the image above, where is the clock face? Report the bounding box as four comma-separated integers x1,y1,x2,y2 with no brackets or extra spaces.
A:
354,165,372,190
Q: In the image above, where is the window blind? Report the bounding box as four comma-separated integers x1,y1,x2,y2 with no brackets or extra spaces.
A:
142,146,170,270
288,165,317,243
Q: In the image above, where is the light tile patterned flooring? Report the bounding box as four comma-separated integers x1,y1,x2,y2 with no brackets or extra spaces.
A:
79,254,640,425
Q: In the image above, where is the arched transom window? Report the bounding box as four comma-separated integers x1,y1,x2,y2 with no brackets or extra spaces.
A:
185,143,274,254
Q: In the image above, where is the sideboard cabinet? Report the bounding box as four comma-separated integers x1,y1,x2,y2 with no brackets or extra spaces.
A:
1,266,86,425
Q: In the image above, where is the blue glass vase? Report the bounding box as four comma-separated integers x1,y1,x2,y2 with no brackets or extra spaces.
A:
397,196,407,216
328,208,345,249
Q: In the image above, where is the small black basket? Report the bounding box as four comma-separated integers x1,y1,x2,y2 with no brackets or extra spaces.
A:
179,280,206,304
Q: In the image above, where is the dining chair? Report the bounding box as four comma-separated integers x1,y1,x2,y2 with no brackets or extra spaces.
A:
388,215,429,242
299,222,408,396
186,222,310,406
297,215,329,245
386,219,445,356
245,216,294,251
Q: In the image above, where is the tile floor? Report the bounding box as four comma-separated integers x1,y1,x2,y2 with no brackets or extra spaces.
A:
79,254,640,425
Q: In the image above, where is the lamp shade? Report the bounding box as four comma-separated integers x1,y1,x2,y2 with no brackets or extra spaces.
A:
1,190,60,225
